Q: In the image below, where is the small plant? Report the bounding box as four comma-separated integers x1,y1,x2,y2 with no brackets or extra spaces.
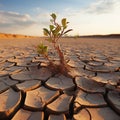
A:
37,13,72,76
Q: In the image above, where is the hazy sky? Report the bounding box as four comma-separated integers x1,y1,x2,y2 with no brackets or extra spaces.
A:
0,0,120,36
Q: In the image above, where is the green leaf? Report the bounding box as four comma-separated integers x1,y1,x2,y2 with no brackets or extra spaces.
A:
37,43,48,55
52,25,61,37
43,28,50,36
61,18,67,28
51,13,56,20
49,25,54,31
55,25,61,33
64,29,73,34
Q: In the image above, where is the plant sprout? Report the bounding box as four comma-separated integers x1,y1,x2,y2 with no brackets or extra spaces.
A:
37,13,72,75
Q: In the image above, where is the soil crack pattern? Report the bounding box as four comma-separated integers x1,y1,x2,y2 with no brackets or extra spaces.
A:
0,38,120,120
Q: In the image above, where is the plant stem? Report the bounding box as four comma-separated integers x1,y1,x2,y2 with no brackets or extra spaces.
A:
53,43,65,64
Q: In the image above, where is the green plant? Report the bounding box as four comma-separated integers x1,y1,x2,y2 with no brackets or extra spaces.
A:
37,13,72,75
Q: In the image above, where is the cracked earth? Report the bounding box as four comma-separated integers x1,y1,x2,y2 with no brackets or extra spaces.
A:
0,38,120,120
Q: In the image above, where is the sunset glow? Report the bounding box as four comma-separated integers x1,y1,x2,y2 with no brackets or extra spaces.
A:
0,0,120,36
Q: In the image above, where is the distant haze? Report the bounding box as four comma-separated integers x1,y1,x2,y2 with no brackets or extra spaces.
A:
0,0,120,36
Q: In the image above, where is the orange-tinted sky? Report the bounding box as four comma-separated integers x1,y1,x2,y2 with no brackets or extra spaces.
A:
0,0,120,36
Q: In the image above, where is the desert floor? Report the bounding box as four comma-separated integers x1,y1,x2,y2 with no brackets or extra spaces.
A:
0,37,120,120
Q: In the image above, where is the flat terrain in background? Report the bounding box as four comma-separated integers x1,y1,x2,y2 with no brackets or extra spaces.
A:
0,37,120,49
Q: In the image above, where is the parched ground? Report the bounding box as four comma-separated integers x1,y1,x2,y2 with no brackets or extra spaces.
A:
0,37,120,120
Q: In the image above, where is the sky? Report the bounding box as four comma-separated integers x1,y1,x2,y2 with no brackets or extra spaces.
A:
0,0,120,36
